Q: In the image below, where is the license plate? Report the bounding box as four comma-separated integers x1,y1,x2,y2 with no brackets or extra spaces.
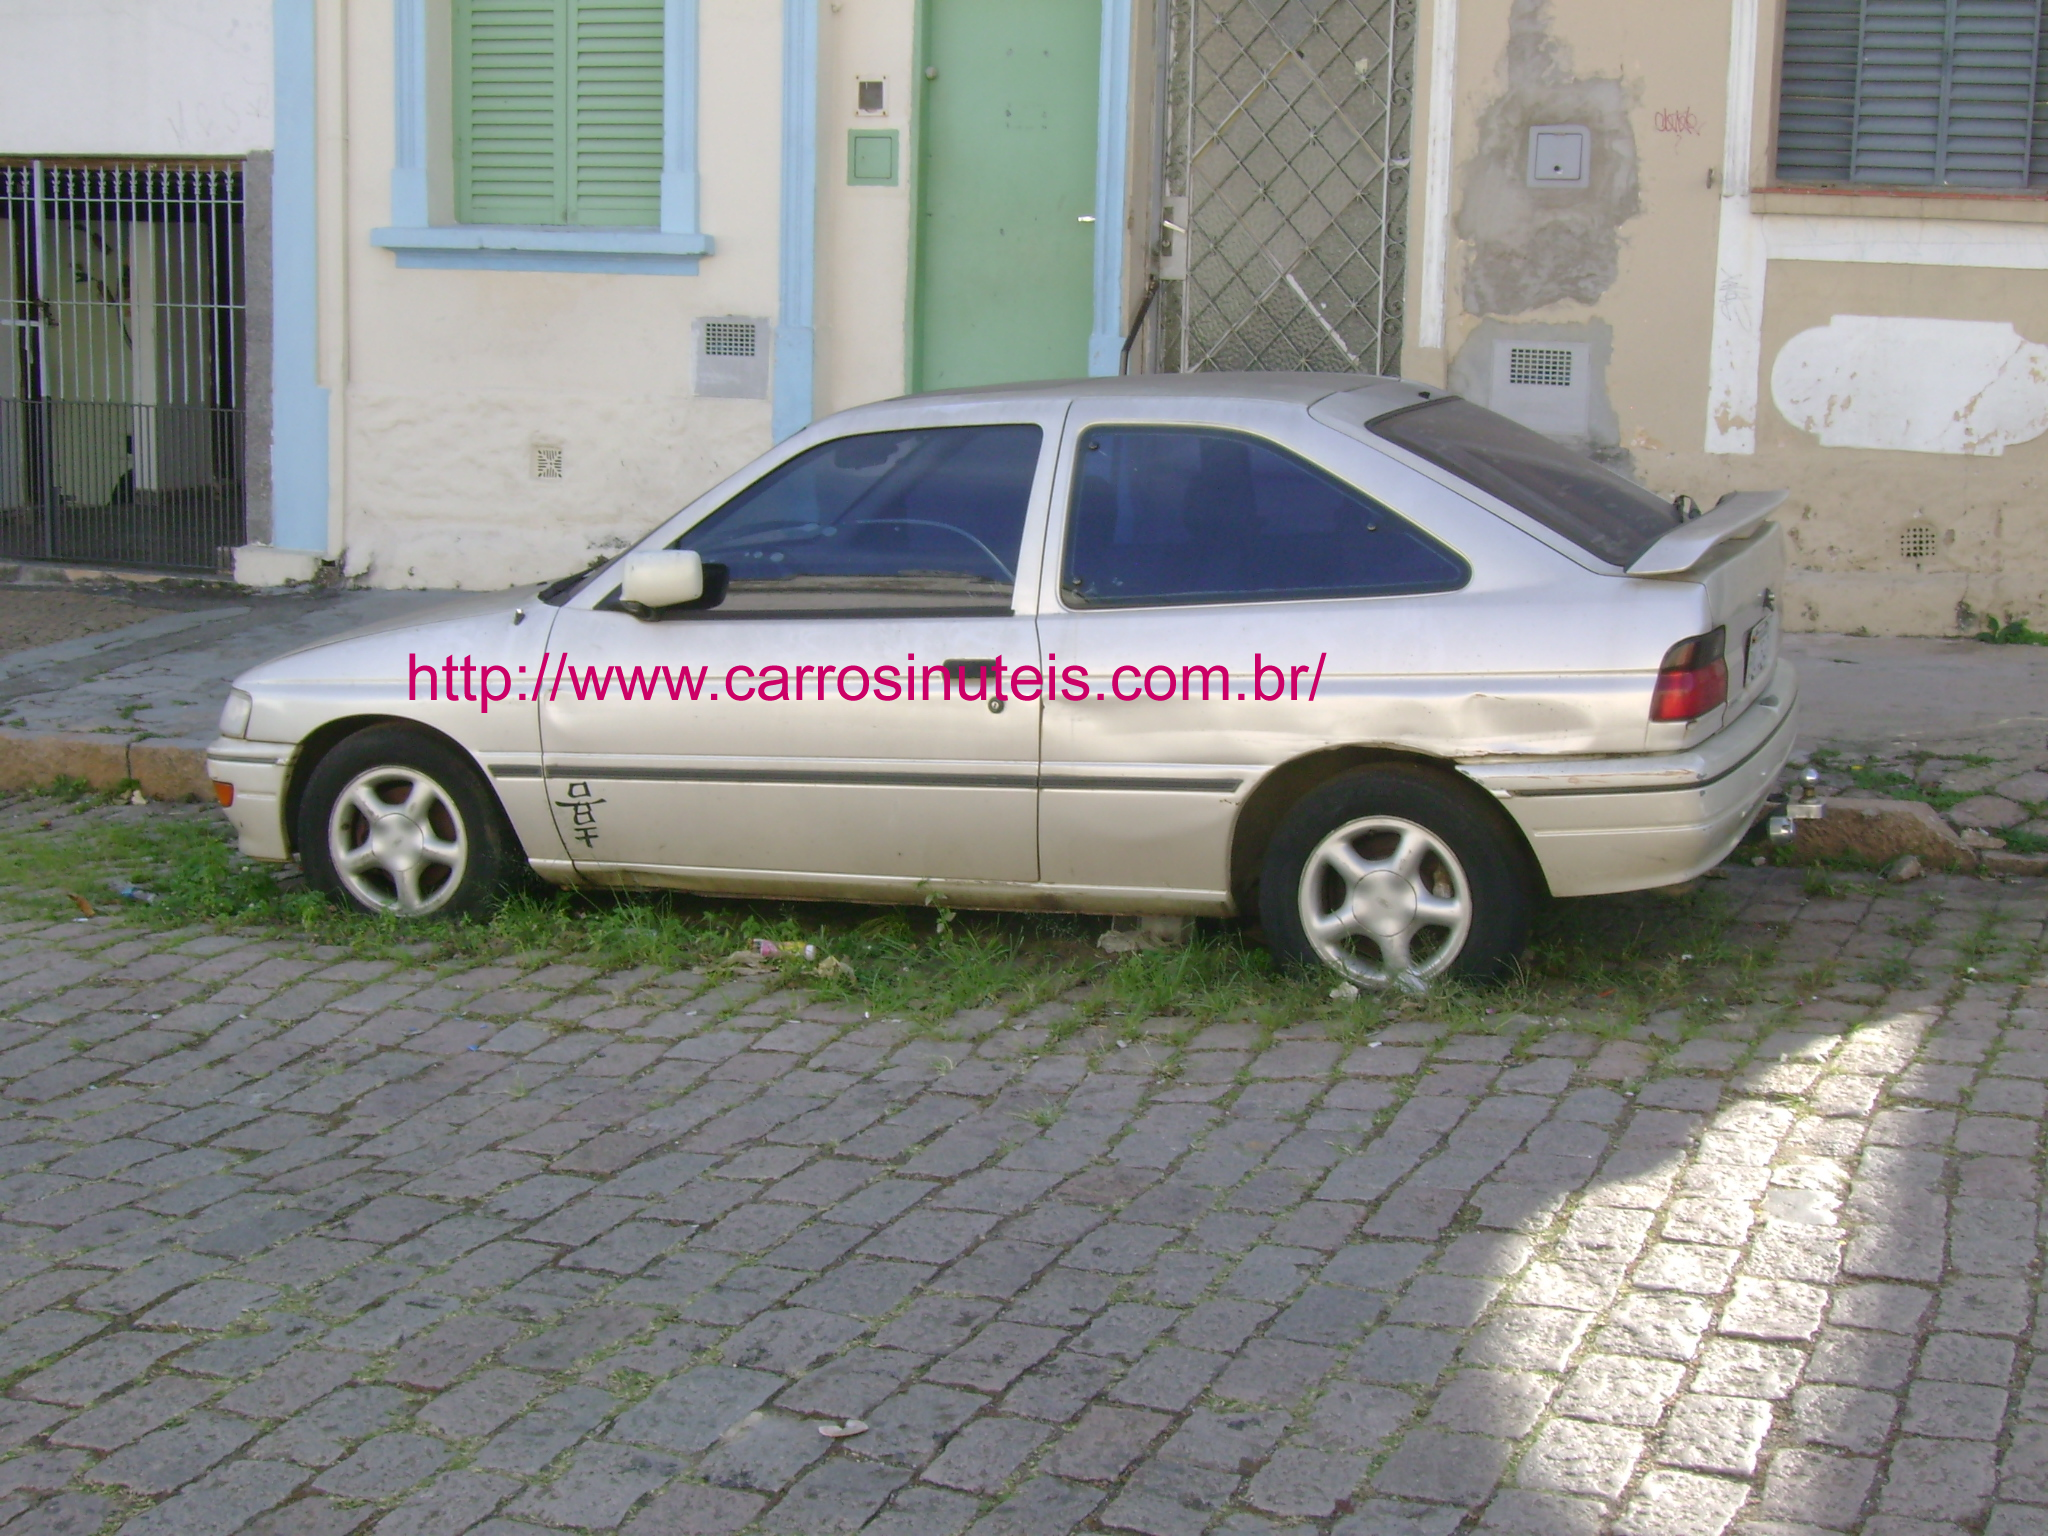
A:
1743,610,1777,690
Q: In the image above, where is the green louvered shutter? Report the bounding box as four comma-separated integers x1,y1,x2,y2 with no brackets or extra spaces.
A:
1777,0,2043,187
569,2,665,226
456,0,569,223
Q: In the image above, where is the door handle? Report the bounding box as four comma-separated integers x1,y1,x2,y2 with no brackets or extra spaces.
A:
941,658,1008,712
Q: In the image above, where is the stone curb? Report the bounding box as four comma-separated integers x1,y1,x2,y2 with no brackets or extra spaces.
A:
0,728,211,801
1789,795,1980,872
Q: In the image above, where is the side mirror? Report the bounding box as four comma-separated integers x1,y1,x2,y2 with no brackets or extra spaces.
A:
621,550,704,610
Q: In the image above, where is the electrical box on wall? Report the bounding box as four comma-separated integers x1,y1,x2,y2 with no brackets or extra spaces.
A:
1527,125,1591,188
848,129,900,186
1491,341,1592,441
694,317,770,399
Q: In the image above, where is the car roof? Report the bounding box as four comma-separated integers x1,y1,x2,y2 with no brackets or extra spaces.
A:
829,372,1438,418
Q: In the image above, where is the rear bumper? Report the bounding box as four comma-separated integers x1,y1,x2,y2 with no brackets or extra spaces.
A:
205,738,297,862
1463,660,1799,898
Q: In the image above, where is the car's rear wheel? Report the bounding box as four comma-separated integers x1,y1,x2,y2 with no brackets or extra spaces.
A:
298,725,523,919
1260,765,1535,991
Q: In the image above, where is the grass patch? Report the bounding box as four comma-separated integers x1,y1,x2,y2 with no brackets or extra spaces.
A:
0,799,1776,1033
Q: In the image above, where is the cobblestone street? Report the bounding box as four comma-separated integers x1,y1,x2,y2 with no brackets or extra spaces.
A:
0,864,2040,1536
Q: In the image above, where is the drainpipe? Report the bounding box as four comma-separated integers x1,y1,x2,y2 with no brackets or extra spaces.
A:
773,0,819,441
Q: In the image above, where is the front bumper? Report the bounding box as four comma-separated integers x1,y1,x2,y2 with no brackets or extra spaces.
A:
205,738,298,861
1462,660,1799,898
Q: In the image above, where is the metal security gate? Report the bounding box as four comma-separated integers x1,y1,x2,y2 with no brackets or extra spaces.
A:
1,161,246,572
1159,0,1415,376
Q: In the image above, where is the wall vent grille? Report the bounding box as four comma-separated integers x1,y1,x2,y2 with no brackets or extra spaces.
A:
1900,520,1939,561
1508,346,1574,387
534,445,565,480
703,320,758,358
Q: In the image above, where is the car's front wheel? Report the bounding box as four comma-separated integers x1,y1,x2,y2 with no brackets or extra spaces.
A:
298,725,524,919
1260,765,1536,991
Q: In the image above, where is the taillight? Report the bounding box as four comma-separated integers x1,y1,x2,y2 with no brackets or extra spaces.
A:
1650,628,1728,722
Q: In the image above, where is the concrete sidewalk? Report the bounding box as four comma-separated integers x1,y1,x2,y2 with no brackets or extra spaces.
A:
0,590,2043,811
0,589,453,798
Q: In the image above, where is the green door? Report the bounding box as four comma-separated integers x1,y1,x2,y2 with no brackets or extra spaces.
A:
913,0,1100,391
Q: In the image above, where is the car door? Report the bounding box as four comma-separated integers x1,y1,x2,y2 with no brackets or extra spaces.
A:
538,402,1060,889
1032,398,1479,907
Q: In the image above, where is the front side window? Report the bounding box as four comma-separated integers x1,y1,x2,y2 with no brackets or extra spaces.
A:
676,425,1043,615
455,0,664,226
1777,0,2048,188
1061,427,1468,608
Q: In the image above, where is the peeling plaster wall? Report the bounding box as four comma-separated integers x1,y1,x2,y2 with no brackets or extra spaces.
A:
1455,0,1640,317
1419,0,2048,634
1449,317,1624,460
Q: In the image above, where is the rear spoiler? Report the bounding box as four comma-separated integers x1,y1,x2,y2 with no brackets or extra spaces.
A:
1627,491,1788,576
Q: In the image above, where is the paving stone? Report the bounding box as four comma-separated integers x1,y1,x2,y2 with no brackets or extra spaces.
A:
371,1469,521,1536
610,1366,780,1453
507,1441,682,1527
1879,1437,1998,1521
1555,1355,1686,1426
921,1417,1055,1494
964,1475,1103,1536
217,1349,365,1421
115,1459,309,1536
14,1330,187,1406
1046,1404,1169,1482
310,1433,453,1500
1244,1448,1369,1518
1658,1394,1774,1475
852,1383,989,1468
474,1387,616,1475
1518,1418,1645,1499
89,1411,260,1493
1759,1449,1878,1530
620,1483,768,1536
1902,1379,2010,1440
1790,1384,1898,1453
761,1459,913,1533
1097,1458,1238,1536
1613,1469,1749,1536
1374,1428,1512,1506
1692,1339,1807,1399
49,1374,218,1452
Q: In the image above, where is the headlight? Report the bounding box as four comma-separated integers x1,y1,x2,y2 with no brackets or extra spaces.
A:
218,690,253,739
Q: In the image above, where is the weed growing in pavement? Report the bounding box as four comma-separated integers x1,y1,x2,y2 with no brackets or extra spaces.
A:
1977,615,2048,646
0,796,1775,1033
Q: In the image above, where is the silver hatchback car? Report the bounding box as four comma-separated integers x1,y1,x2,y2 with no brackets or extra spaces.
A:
208,375,1797,990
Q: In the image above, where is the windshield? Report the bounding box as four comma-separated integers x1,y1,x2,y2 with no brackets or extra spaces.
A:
1369,397,1681,568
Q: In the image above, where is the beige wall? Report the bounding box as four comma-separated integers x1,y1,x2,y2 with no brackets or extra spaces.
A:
330,0,787,590
816,0,918,416
1415,0,2048,636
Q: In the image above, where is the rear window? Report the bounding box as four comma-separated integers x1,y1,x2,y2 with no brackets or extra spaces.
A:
1369,397,1681,568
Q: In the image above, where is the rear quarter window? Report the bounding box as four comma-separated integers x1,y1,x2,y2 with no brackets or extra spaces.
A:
1369,397,1681,569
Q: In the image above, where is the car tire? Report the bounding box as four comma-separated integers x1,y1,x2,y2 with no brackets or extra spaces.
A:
298,724,525,920
1260,764,1536,990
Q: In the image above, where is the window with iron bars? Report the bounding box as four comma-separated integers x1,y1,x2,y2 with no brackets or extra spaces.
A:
0,160,246,572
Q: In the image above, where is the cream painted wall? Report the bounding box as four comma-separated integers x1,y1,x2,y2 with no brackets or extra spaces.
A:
0,0,273,156
816,0,917,416
334,0,790,590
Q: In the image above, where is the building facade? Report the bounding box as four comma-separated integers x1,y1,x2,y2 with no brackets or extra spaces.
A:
3,0,2044,634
